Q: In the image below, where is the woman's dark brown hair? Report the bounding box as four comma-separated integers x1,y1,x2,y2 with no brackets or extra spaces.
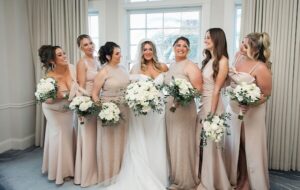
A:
201,28,228,80
38,45,61,72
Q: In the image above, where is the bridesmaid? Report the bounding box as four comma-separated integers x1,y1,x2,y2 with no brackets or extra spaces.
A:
197,28,232,190
39,45,77,185
74,34,99,187
92,42,129,186
225,32,272,190
164,36,202,190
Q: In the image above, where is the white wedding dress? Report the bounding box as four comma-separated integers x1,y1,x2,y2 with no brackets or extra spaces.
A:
106,73,169,190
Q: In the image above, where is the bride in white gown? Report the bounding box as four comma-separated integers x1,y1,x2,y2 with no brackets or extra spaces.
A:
107,39,169,190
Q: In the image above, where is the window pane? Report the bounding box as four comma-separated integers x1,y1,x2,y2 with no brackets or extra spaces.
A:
130,14,146,28
147,13,163,28
182,12,199,28
89,16,99,37
128,8,201,64
130,45,138,60
146,29,163,44
130,29,146,44
164,12,181,28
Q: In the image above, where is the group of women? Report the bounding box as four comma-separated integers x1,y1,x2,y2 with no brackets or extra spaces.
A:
38,27,272,190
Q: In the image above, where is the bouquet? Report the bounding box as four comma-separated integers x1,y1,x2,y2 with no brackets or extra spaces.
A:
35,77,57,103
228,82,261,120
125,79,164,116
165,76,200,112
69,96,99,124
98,102,121,126
201,113,231,146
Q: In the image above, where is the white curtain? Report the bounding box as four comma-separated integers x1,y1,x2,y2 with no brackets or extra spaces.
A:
241,0,300,170
27,0,88,146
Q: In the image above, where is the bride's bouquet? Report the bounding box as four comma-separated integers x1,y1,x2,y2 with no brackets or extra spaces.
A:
35,77,57,103
98,102,121,126
69,96,99,124
201,113,231,146
165,76,200,112
227,82,261,120
125,79,164,116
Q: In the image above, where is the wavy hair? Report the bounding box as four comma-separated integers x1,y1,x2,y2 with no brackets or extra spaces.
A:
201,28,228,80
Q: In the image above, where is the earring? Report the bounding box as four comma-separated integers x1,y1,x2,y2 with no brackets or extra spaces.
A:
50,63,55,71
106,55,111,61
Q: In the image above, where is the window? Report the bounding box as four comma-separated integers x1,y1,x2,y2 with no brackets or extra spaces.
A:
128,8,201,65
233,4,242,54
88,11,100,52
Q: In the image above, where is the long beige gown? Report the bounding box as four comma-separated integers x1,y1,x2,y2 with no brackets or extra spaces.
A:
42,64,77,185
164,59,199,190
197,60,232,190
74,58,99,187
97,64,129,186
225,65,269,189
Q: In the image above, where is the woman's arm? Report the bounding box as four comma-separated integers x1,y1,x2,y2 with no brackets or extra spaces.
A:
76,59,87,90
253,63,272,105
186,62,202,93
91,68,107,103
210,57,229,114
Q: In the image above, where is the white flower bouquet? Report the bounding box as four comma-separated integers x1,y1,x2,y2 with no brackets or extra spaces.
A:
35,77,57,103
69,96,99,124
98,102,121,126
228,82,261,120
125,79,164,116
201,113,231,146
165,76,200,112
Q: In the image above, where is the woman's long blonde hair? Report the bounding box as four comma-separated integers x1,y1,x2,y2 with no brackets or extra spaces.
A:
139,40,163,72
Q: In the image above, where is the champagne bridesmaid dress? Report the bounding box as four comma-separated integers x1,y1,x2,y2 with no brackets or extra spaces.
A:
74,58,99,187
164,59,199,190
97,64,129,186
197,60,232,190
225,63,269,190
42,64,77,185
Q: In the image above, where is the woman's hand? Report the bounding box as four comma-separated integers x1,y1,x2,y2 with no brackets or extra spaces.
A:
239,104,250,114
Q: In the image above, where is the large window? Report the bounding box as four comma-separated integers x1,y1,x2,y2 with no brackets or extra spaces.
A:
233,4,242,54
88,11,100,52
128,8,201,65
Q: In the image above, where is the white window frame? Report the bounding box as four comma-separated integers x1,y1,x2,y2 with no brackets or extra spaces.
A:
88,10,100,52
119,0,210,68
233,3,242,55
127,7,202,64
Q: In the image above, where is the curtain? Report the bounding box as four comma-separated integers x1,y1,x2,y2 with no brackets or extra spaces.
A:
27,0,88,146
241,0,300,170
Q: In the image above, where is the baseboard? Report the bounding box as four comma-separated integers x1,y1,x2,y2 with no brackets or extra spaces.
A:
0,134,35,153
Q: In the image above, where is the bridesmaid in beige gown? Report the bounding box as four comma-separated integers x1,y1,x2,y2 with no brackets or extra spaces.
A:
225,32,272,190
164,36,202,190
92,42,129,186
39,45,77,185
197,28,232,190
74,34,100,187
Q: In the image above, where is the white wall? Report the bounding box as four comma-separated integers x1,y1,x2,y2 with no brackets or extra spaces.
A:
0,0,36,153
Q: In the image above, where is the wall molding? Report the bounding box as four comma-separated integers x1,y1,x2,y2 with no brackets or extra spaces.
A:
0,134,35,153
0,100,36,110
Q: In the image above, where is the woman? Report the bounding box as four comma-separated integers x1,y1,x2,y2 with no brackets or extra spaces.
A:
39,45,77,185
225,32,272,190
91,42,129,186
164,36,202,190
74,34,99,187
107,39,169,190
197,28,232,190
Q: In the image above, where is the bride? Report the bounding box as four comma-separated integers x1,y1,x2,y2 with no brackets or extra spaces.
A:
107,39,169,190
